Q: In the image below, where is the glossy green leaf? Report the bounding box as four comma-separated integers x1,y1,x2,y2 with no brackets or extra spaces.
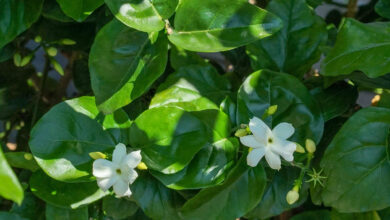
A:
376,0,390,19
29,96,132,182
180,157,267,220
0,0,44,49
89,19,168,114
310,81,358,121
168,0,283,52
105,0,178,32
150,65,231,110
245,167,309,219
103,195,139,219
0,146,23,205
5,152,40,172
132,172,184,220
331,209,381,220
290,210,331,220
246,0,327,77
55,0,103,22
130,106,230,174
237,69,324,145
321,18,390,78
10,192,45,220
170,45,208,70
45,204,88,220
151,138,239,190
30,171,107,209
321,107,390,212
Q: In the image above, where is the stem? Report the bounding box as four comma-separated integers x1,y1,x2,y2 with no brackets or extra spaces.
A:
31,55,50,129
295,153,314,190
346,0,358,17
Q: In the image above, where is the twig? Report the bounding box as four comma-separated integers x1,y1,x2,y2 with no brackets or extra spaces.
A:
346,0,358,17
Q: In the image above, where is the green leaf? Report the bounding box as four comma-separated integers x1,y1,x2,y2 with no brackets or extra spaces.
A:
30,171,107,209
0,146,24,205
42,0,73,22
245,167,309,219
375,0,390,19
0,212,27,220
170,45,208,70
237,69,324,145
310,81,358,121
321,18,390,78
180,157,267,220
320,107,390,212
168,0,283,52
10,192,45,220
105,0,178,32
330,209,381,220
290,210,331,220
151,138,239,190
55,0,104,22
132,172,185,220
0,0,44,49
5,152,40,172
29,96,132,182
89,19,168,114
130,106,230,174
150,65,231,110
246,0,327,77
45,204,88,220
102,195,139,219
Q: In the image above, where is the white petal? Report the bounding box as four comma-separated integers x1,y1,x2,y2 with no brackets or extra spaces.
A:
265,150,281,170
113,143,127,164
240,135,265,148
124,150,142,168
97,176,118,191
272,122,295,139
126,169,139,184
113,179,131,197
247,148,266,167
93,159,116,178
271,140,296,162
249,117,271,144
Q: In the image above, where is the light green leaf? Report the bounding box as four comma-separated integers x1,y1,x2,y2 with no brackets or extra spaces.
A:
55,0,103,22
105,0,178,32
168,0,283,52
321,107,390,212
321,18,390,78
89,19,168,114
0,146,24,205
45,204,88,220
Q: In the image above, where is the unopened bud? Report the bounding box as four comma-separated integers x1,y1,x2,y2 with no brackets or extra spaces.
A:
262,105,278,119
34,36,42,43
60,38,76,45
24,153,33,160
305,139,316,153
286,189,299,205
89,152,107,160
295,143,305,153
235,128,248,137
20,54,33,67
47,47,57,57
137,162,148,170
13,53,22,67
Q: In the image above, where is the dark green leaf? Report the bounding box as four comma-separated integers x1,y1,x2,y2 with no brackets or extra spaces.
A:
180,157,267,220
5,152,40,172
168,0,283,52
151,138,239,189
290,210,331,220
375,0,390,19
237,69,324,145
105,0,178,32
330,209,381,220
89,19,168,114
170,45,208,70
45,204,88,220
0,212,28,220
321,107,390,212
55,0,104,22
0,145,23,205
246,0,327,77
130,106,230,174
10,192,45,220
0,0,44,49
30,171,107,209
103,195,139,219
42,0,73,22
321,18,390,78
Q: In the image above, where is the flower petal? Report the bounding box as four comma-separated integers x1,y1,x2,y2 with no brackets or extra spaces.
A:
124,150,142,168
123,169,139,184
247,148,265,167
93,159,116,178
113,179,131,197
272,122,294,139
97,176,118,191
113,143,127,164
249,117,271,144
265,150,281,170
240,135,265,148
271,140,296,162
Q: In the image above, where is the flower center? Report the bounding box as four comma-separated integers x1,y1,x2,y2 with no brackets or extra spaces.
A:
268,138,273,144
116,168,122,175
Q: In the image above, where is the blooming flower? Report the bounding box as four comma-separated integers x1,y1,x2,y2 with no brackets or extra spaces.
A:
92,143,141,197
240,117,296,170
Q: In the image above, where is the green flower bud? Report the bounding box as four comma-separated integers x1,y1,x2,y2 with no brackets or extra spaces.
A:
295,143,305,153
89,152,107,160
47,47,58,57
286,189,299,205
24,153,33,161
137,162,148,170
235,128,248,137
34,36,42,43
20,54,33,67
13,53,22,67
60,38,76,45
305,139,316,153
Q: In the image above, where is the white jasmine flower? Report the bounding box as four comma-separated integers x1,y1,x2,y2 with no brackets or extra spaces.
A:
240,117,296,170
92,143,141,197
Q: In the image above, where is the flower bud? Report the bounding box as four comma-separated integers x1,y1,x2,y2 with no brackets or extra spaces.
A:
13,53,22,67
295,143,305,153
34,36,42,43
47,47,57,57
20,54,33,67
60,38,76,45
286,189,299,205
24,153,33,161
137,162,148,170
89,152,107,160
305,139,316,153
235,128,248,137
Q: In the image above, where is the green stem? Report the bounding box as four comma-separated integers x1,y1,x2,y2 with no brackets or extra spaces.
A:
295,152,314,190
31,56,50,129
